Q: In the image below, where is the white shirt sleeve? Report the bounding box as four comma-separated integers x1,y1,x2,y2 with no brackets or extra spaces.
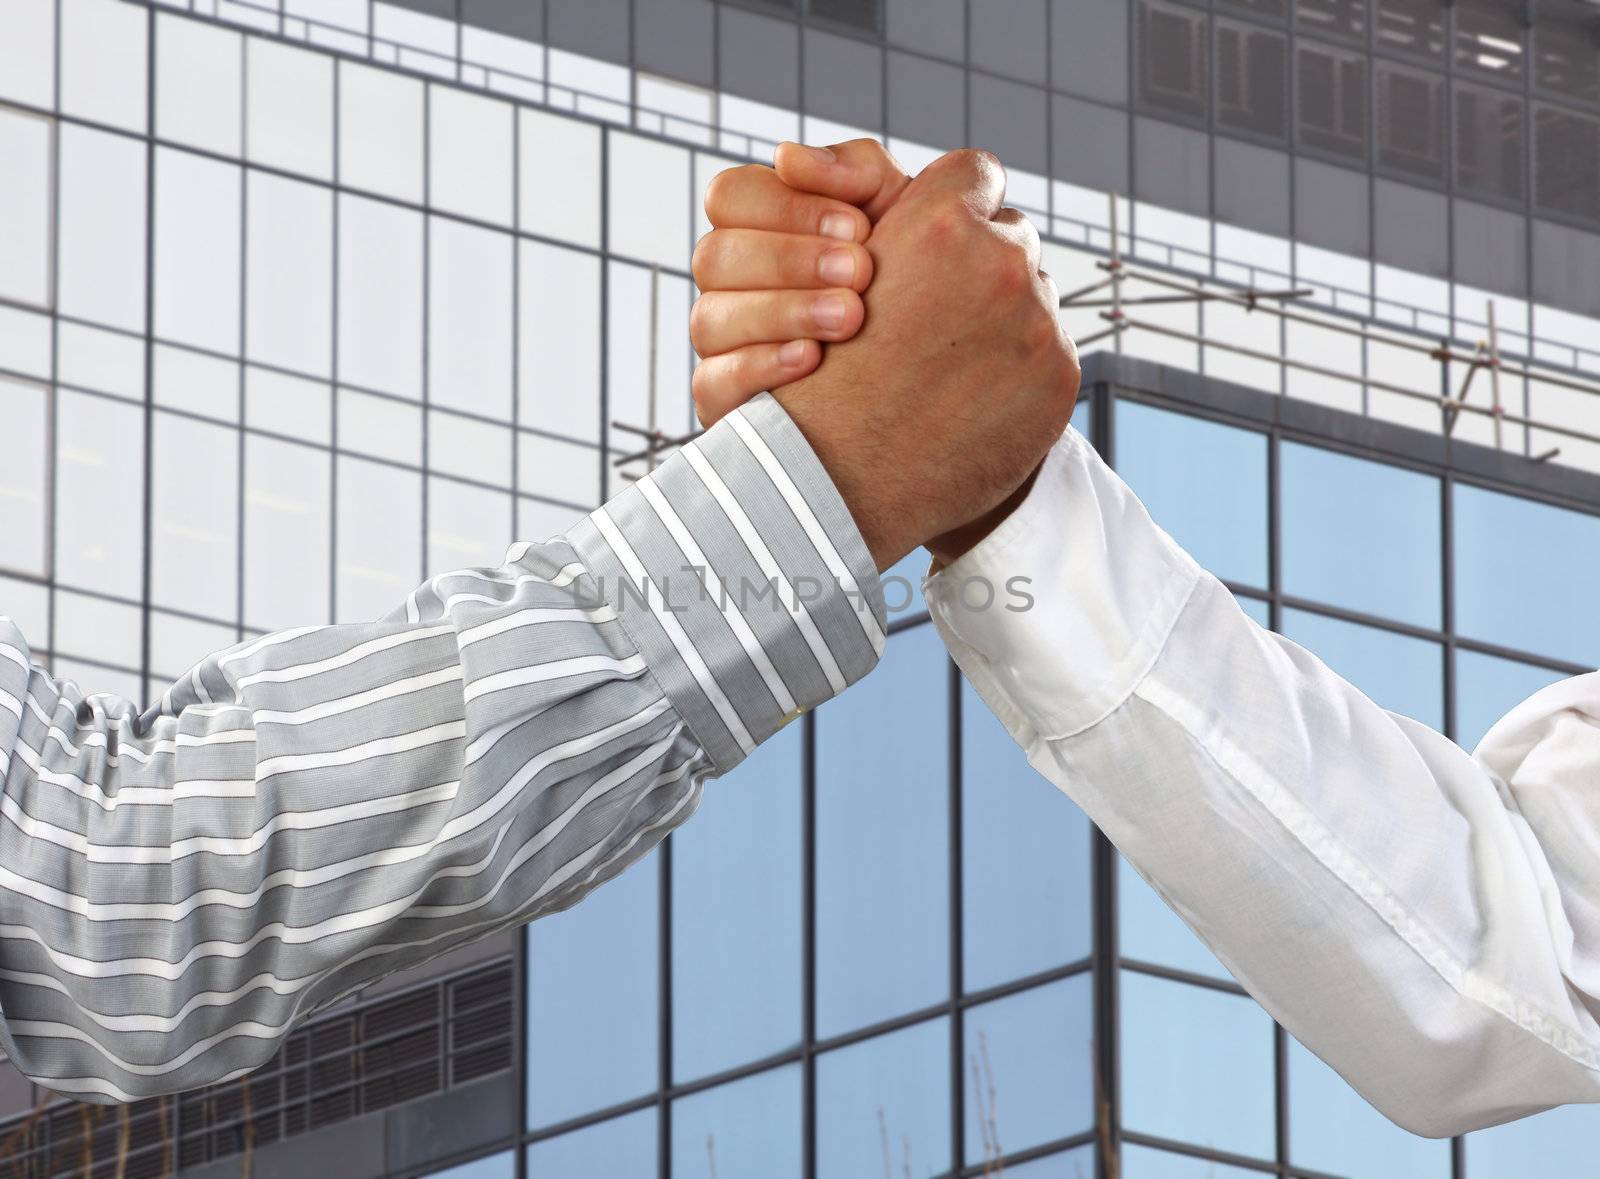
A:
925,424,1600,1138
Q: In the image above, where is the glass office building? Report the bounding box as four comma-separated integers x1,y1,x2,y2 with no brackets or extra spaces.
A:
1,0,1599,1176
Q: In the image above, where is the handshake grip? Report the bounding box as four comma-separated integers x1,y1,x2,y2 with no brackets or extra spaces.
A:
761,147,1081,571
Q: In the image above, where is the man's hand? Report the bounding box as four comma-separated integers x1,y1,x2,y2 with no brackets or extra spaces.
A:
695,146,1078,570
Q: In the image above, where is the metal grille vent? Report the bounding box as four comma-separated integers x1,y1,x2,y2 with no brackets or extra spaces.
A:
1138,0,1211,120
0,958,514,1178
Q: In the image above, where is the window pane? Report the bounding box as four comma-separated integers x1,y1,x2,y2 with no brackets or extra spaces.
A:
58,124,147,332
155,148,242,355
1374,0,1446,59
519,240,601,443
1288,1035,1450,1177
57,391,145,600
526,1109,656,1177
426,1150,514,1179
247,172,333,378
1137,0,1210,120
1376,61,1446,180
338,195,424,400
817,1018,949,1178
520,108,602,247
1455,0,1525,81
428,476,513,572
0,0,54,108
429,218,513,419
1122,1143,1268,1178
1534,105,1600,224
336,456,421,622
1215,19,1287,140
430,85,514,225
247,38,334,180
61,0,148,133
1280,607,1444,729
606,261,691,454
0,109,51,310
1001,1145,1097,1177
339,61,424,202
152,413,238,622
607,131,691,269
816,625,950,1036
1454,483,1600,666
1237,594,1271,626
671,1066,801,1179
1281,441,1440,629
1121,971,1275,1159
880,549,927,620
1455,649,1570,752
518,432,598,508
1454,83,1524,203
962,681,1091,991
964,975,1094,1164
244,436,331,631
1466,1103,1600,1177
0,380,48,578
1119,854,1231,981
156,14,242,157
672,723,802,1083
527,849,659,1129
1296,0,1365,40
1116,401,1268,589
1535,3,1600,103
1297,41,1367,160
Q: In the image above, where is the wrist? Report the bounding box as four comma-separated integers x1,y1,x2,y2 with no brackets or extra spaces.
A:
926,465,1041,569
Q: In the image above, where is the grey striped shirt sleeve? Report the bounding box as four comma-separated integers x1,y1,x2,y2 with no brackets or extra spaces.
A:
0,392,886,1104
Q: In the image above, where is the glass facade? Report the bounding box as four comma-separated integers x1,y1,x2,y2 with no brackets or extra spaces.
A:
1,2,1599,1178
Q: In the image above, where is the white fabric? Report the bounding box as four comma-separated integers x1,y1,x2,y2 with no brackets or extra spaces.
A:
926,425,1600,1138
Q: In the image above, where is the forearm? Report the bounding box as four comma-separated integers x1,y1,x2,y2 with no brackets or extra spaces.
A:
929,427,1600,1135
0,392,884,1102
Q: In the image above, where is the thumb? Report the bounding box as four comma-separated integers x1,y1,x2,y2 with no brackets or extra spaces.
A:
773,138,912,223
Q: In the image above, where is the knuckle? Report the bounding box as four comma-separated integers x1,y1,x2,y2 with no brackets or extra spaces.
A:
688,297,714,353
703,164,760,221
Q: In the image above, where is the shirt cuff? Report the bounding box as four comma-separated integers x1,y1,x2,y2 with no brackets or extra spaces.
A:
566,392,887,772
924,426,1201,742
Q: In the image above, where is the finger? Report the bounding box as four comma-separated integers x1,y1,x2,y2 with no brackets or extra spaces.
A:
693,341,822,427
901,147,1007,219
773,139,913,223
691,288,864,357
692,228,873,292
704,163,871,242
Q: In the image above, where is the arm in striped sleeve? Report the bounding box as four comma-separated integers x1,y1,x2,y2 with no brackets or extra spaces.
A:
0,391,885,1103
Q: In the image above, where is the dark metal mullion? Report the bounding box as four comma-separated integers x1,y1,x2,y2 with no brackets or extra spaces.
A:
1267,402,1290,1176
236,31,249,645
42,0,62,702
511,69,530,1179
948,655,965,1175
801,709,818,1179
138,0,158,734
421,80,432,584
1092,379,1121,1179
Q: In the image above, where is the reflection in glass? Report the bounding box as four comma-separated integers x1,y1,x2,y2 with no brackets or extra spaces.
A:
816,625,950,1036
1465,1102,1600,1177
1288,1035,1449,1178
1121,971,1275,1159
527,849,658,1129
1118,856,1231,981
1280,607,1444,729
1115,401,1269,589
963,682,1091,990
1121,1143,1269,1178
672,723,803,1083
671,1065,801,1179
1281,441,1440,628
816,1017,949,1178
1454,649,1569,752
426,1150,514,1179
527,1109,656,1177
964,976,1094,1165
1454,483,1600,667
1003,1145,1097,1176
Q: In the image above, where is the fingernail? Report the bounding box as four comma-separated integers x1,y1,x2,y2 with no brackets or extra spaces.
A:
812,294,848,331
818,248,856,286
820,212,856,241
779,339,810,366
803,144,837,164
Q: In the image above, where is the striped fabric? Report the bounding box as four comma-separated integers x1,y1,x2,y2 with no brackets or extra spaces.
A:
0,393,885,1103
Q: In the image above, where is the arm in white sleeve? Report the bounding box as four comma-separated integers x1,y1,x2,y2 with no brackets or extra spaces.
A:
926,424,1600,1137
0,392,885,1103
